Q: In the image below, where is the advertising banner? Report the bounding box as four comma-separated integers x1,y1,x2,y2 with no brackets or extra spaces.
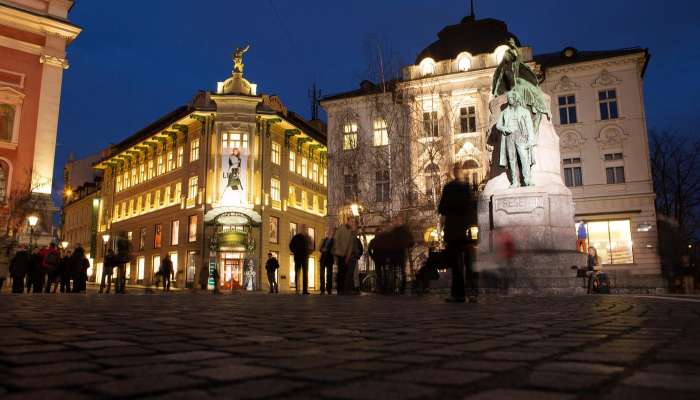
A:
220,141,249,207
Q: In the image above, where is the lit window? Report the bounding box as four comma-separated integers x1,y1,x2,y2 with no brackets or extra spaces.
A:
174,182,182,202
301,191,307,209
177,146,184,168
188,176,198,199
343,122,358,150
606,166,625,184
128,199,134,216
157,155,164,175
223,132,248,149
271,178,280,201
136,196,142,214
373,118,389,146
322,167,327,187
154,190,160,208
139,163,146,182
289,186,296,205
289,151,296,172
145,193,151,211
137,256,145,280
113,204,119,220
131,167,137,185
148,159,154,179
152,255,161,277
171,220,179,246
419,57,436,76
578,220,633,265
459,106,477,133
116,175,122,192
375,170,390,203
558,95,578,125
301,157,308,178
562,158,583,187
154,224,162,249
313,195,319,211
599,89,619,120
164,186,170,205
124,170,130,188
456,53,472,71
188,215,198,242
311,163,319,182
423,111,439,137
271,142,281,165
290,222,297,236
167,149,174,171
190,138,200,162
168,251,178,280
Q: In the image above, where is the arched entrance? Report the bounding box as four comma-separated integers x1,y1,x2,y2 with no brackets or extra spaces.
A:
457,159,481,187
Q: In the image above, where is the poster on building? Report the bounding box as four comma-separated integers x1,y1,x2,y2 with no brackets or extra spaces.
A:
220,136,249,206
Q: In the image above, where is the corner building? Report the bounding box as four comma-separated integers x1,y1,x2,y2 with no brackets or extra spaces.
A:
94,54,327,291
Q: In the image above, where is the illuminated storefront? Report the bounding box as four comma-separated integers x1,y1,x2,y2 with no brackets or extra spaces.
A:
576,220,633,265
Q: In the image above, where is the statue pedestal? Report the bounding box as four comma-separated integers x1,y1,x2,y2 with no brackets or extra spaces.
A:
475,94,585,292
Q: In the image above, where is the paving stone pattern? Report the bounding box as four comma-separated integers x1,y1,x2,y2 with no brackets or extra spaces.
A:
1,293,700,399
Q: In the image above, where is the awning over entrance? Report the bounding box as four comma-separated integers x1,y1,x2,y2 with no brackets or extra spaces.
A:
204,206,262,226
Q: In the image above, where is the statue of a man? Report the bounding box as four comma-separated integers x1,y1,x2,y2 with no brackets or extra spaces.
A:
496,90,536,187
233,44,250,74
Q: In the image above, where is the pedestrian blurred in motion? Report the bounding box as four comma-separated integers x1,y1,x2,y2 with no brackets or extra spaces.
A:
438,164,478,303
99,249,115,293
681,254,695,294
319,228,335,295
332,220,354,295
59,249,72,293
70,245,90,293
198,265,209,291
264,252,279,293
368,228,386,293
0,241,9,292
289,227,311,295
384,218,414,295
346,229,363,294
114,237,131,294
28,247,43,293
159,254,174,291
41,243,60,293
10,245,30,293
576,221,587,253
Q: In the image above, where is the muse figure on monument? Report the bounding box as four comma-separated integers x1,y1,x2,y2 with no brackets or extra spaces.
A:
496,90,536,187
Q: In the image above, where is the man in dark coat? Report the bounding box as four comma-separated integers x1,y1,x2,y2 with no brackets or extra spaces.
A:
59,249,72,293
319,229,334,294
70,246,90,293
386,222,414,295
99,249,115,293
160,255,174,291
438,165,478,303
368,229,385,293
289,230,310,294
9,245,31,293
28,247,43,293
264,252,279,293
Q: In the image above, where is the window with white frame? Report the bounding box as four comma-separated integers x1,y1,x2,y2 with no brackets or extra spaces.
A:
166,148,174,171
188,176,198,198
423,111,439,137
157,154,164,175
190,138,200,162
344,174,358,202
222,132,248,149
373,117,389,146
271,177,280,201
311,162,319,182
343,122,358,150
375,170,390,203
459,106,477,133
177,146,184,168
598,89,619,120
604,152,624,184
301,157,308,178
289,150,296,172
562,157,583,187
271,142,281,165
558,95,577,125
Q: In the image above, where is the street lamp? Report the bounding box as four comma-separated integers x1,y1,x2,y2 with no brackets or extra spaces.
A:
350,203,361,217
61,240,69,250
27,215,38,249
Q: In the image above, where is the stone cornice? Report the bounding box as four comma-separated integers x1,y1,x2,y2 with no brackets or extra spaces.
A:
39,53,69,69
542,53,646,76
0,3,81,42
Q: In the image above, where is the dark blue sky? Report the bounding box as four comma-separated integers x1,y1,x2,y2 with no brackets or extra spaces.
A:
55,0,700,200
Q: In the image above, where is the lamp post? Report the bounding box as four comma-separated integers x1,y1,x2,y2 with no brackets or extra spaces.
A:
102,233,110,259
27,215,38,250
61,240,69,250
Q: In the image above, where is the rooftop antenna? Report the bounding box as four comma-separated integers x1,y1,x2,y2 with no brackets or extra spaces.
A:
308,83,322,120
470,0,475,18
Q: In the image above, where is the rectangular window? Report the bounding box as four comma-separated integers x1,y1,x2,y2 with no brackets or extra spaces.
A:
186,251,197,285
174,182,182,203
222,132,248,149
136,196,142,214
375,169,391,202
344,174,358,202
343,122,358,150
168,251,178,281
188,215,198,242
124,170,130,188
301,191,307,209
154,190,160,208
289,222,298,237
139,163,146,182
166,149,174,171
132,167,138,185
190,138,200,162
322,167,327,186
562,157,583,187
423,111,438,137
604,152,623,161
311,162,319,182
139,227,146,251
157,155,164,175
271,142,281,165
164,186,171,205
171,220,179,246
459,106,477,133
128,199,134,216
558,95,578,125
116,175,122,192
154,224,162,249
137,256,145,280
373,118,389,146
579,220,633,265
269,216,279,244
145,193,151,211
289,255,296,289
313,195,319,211
188,176,198,199
301,157,308,178
599,89,619,120
307,227,315,248
177,146,184,168
271,178,280,201
289,150,296,172
606,166,625,184
148,159,154,179
288,185,296,205
152,255,161,278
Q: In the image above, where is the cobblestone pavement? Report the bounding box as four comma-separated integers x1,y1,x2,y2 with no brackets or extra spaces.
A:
1,292,700,400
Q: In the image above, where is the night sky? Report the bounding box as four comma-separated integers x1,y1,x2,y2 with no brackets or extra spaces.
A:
55,0,700,204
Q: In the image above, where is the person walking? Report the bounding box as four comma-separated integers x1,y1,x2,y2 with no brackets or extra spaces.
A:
59,249,72,293
198,265,209,290
9,245,31,293
332,221,354,295
368,229,388,294
114,237,131,294
99,249,116,293
386,220,414,295
289,229,310,294
438,164,478,303
28,247,44,293
41,243,60,293
346,234,363,294
319,229,334,294
159,255,174,291
264,252,279,293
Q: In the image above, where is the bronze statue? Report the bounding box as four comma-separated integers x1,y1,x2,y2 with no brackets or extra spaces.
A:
496,91,536,187
233,44,250,74
492,38,550,136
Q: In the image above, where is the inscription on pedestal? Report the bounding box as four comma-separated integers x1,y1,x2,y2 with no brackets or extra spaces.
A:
495,195,545,214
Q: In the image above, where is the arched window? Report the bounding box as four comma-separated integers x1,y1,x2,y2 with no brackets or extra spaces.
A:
456,52,472,72
419,58,436,76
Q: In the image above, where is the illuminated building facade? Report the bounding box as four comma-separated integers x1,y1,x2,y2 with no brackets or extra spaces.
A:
322,15,659,275
0,0,80,243
93,53,328,291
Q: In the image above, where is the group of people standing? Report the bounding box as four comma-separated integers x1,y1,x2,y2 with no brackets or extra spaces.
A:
0,242,91,294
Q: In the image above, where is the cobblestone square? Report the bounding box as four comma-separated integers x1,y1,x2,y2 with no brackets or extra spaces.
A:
1,293,699,399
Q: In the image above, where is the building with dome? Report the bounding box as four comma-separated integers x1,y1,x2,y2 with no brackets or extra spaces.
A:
321,14,660,276
88,50,328,292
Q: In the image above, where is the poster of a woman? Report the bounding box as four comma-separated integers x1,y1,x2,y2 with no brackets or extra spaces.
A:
221,147,247,206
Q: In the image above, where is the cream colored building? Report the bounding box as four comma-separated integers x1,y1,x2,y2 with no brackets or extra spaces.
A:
322,15,660,275
93,52,328,291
